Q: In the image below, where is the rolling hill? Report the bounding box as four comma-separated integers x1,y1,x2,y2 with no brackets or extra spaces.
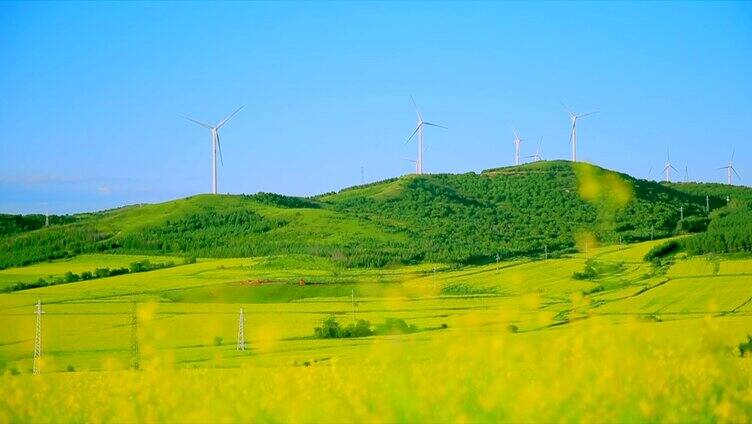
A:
0,160,744,269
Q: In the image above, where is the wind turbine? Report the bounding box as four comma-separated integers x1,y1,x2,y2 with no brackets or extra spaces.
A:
512,129,528,166
719,149,741,185
526,137,544,162
183,106,244,194
403,158,419,174
405,96,446,175
663,149,678,183
559,100,598,162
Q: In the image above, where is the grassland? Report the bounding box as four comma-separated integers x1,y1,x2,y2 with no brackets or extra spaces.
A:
1,238,751,422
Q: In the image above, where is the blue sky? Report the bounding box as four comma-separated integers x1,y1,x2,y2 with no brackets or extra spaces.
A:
1,1,751,214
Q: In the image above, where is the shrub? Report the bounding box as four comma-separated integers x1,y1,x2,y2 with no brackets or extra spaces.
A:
644,240,681,261
342,320,374,338
94,268,111,278
374,318,417,335
314,316,342,339
440,283,496,296
213,336,223,346
573,260,624,280
64,272,80,283
314,317,416,338
739,335,752,358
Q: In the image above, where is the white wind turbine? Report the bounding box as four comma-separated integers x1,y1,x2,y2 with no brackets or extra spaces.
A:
405,96,446,175
403,158,419,174
719,149,741,185
560,101,598,162
512,129,528,166
183,106,244,194
663,149,678,183
526,137,544,162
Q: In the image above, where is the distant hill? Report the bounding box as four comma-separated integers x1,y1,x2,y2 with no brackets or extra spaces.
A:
0,214,76,237
1,160,746,269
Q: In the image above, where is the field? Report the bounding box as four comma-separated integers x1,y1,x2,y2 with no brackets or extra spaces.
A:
2,239,752,422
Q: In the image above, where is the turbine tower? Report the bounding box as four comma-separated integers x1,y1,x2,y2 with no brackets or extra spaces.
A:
526,137,544,162
403,158,419,174
183,106,244,194
405,96,446,175
663,149,678,183
560,101,598,162
719,149,741,185
512,129,527,166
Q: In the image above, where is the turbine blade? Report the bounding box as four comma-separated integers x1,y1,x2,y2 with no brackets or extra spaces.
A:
410,95,423,122
216,105,244,129
731,148,735,162
732,167,741,179
182,115,213,129
405,124,421,144
557,98,575,117
669,165,678,172
577,111,599,119
422,122,447,129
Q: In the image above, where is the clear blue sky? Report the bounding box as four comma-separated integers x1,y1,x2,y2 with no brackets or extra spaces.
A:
1,1,751,214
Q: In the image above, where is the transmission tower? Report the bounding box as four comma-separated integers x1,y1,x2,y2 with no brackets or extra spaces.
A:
237,307,245,351
131,303,140,370
33,299,44,375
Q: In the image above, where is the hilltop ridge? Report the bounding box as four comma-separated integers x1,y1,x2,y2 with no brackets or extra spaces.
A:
0,161,742,268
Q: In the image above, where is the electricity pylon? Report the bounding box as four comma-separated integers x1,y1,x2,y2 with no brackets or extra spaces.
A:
237,307,245,351
131,303,140,370
33,299,44,375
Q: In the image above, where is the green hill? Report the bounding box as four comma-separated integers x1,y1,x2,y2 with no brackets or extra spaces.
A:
0,160,744,269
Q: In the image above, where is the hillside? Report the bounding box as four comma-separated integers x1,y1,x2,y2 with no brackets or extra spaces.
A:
0,161,741,268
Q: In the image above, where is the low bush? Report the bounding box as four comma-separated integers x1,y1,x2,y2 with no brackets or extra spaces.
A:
739,335,752,358
440,283,496,296
374,318,417,335
314,316,417,339
573,260,624,280
644,240,681,261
